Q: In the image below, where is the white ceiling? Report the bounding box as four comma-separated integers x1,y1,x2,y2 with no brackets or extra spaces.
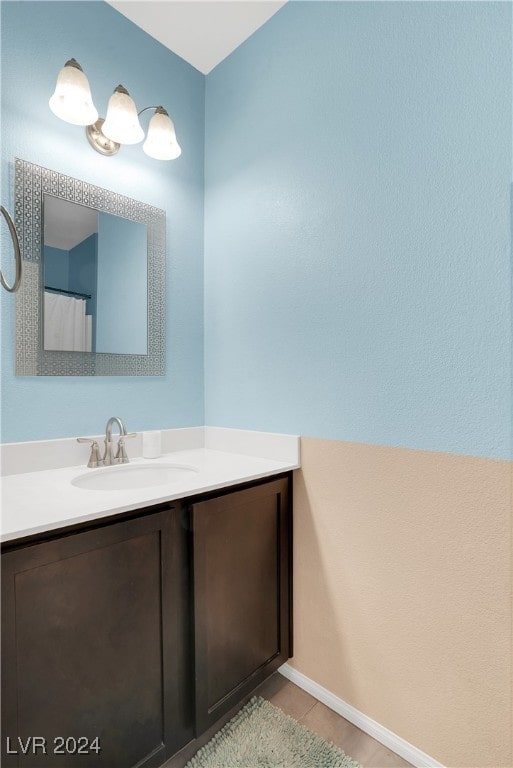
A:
44,197,98,251
107,1,287,74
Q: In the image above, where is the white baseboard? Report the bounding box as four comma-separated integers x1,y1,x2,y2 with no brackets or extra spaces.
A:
278,663,445,768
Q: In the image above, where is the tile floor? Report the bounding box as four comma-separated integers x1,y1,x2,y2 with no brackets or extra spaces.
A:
254,673,413,768
166,671,414,768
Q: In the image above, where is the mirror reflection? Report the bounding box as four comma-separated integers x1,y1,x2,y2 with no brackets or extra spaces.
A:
43,195,148,355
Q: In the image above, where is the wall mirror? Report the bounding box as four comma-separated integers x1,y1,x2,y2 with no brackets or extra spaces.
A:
15,158,165,375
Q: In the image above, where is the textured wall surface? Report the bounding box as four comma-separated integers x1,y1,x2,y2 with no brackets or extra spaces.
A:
0,1,205,441
205,0,512,460
293,437,512,767
203,3,512,766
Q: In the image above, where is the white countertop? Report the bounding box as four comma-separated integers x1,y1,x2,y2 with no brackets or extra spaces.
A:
1,445,299,543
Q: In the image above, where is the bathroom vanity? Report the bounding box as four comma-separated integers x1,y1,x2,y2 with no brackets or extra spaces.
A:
1,431,297,768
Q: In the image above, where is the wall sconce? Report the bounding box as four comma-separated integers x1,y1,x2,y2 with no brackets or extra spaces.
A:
49,59,181,161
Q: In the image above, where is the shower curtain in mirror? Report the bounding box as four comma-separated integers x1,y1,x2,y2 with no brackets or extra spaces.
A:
44,291,92,352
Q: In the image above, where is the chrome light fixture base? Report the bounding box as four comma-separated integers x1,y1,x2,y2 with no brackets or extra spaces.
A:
86,118,120,156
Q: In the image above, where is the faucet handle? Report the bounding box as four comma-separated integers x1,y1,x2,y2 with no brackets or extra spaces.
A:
77,438,103,468
114,432,136,464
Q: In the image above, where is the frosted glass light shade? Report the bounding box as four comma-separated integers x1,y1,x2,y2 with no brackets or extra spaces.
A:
102,86,144,145
143,109,182,160
49,59,98,126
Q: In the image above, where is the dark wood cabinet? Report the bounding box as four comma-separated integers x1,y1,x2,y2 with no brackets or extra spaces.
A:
191,477,291,733
1,505,193,768
1,475,292,768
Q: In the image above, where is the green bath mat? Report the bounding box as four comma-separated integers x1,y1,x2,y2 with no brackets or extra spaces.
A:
186,696,361,768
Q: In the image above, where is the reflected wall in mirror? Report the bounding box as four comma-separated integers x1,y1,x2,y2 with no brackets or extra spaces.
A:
43,196,148,355
15,158,165,376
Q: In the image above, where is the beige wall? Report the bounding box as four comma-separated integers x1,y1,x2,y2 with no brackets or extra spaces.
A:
291,437,512,768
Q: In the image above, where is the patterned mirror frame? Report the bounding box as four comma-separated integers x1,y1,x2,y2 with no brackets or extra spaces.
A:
15,158,165,376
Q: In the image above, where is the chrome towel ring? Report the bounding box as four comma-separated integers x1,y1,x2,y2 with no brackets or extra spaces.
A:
1,204,22,293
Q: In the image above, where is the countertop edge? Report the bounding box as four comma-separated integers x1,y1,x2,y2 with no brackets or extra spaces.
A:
1,451,300,544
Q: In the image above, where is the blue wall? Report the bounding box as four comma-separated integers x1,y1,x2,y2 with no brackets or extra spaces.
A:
1,1,511,459
96,215,146,355
204,1,512,460
43,246,70,293
0,0,205,442
69,234,98,328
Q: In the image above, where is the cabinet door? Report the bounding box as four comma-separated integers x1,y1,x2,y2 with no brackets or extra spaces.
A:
1,506,193,768
192,477,291,733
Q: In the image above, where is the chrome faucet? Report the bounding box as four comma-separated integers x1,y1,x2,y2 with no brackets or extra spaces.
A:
103,416,128,466
77,417,135,468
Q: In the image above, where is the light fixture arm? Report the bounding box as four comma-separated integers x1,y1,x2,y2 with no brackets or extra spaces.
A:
137,106,169,117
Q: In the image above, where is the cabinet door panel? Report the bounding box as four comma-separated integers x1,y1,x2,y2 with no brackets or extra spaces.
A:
1,508,191,768
192,477,290,732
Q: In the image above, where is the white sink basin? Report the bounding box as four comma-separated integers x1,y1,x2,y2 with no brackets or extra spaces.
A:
71,463,199,491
